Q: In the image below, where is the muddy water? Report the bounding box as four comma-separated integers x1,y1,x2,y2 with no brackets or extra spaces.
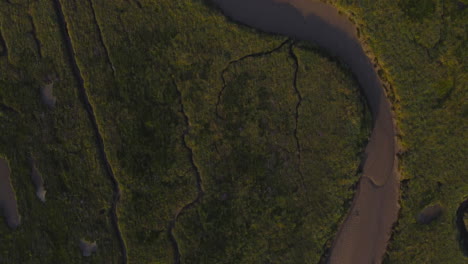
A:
211,0,399,263
0,158,20,229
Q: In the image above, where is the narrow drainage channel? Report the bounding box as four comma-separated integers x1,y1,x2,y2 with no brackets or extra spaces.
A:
168,79,205,264
87,0,116,77
456,199,468,256
215,38,290,120
288,42,308,194
27,14,42,58
0,158,20,229
0,29,7,57
52,0,127,262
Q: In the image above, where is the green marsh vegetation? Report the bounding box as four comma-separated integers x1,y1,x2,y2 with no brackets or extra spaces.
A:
174,41,369,263
0,0,370,263
5,0,464,263
0,1,120,262
331,0,467,262
60,0,369,262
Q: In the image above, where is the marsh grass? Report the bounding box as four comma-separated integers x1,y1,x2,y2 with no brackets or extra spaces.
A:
332,0,468,262
0,0,369,263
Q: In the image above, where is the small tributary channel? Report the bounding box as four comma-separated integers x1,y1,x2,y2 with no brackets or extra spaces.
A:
211,0,400,263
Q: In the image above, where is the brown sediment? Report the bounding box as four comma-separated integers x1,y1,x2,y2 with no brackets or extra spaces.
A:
211,0,400,263
0,158,20,229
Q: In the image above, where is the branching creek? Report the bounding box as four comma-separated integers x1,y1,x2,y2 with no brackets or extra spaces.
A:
168,79,206,264
211,0,400,263
170,39,300,264
18,0,401,262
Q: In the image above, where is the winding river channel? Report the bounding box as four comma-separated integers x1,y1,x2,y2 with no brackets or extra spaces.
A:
211,0,400,263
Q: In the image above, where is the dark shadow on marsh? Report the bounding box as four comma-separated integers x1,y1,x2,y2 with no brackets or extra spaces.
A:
417,204,443,224
0,102,18,115
0,29,7,57
457,199,468,256
0,158,20,229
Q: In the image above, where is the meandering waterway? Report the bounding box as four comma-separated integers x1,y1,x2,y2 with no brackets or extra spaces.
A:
211,0,400,263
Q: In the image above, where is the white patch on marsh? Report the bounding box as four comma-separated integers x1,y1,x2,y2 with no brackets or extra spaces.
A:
36,187,46,203
30,157,46,203
41,82,56,108
79,239,97,257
